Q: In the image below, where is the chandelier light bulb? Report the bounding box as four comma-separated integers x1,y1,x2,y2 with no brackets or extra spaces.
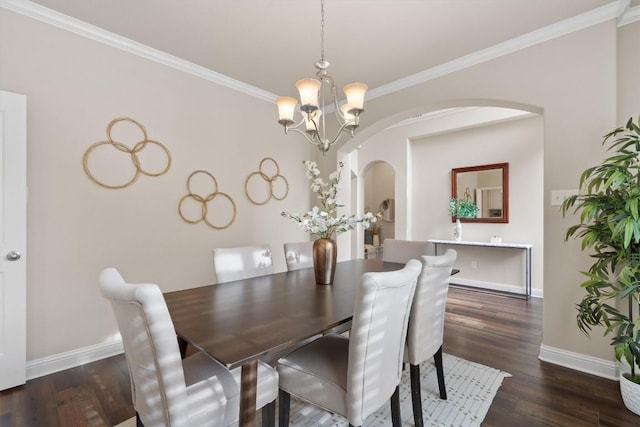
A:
343,82,368,113
296,78,321,112
276,97,298,125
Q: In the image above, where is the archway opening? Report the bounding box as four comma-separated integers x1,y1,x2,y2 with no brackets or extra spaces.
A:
363,161,395,258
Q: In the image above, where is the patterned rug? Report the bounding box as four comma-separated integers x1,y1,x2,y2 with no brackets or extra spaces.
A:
115,353,510,426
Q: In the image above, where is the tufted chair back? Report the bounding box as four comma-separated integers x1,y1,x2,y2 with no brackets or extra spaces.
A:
405,249,457,427
277,259,421,427
406,249,457,363
100,268,201,426
283,241,314,271
213,244,273,283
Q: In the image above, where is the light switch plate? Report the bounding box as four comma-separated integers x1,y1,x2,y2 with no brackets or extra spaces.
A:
551,189,578,206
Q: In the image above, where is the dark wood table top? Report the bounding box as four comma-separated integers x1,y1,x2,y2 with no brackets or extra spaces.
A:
164,259,404,369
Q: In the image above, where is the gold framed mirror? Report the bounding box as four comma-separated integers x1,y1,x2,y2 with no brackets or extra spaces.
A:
451,162,508,223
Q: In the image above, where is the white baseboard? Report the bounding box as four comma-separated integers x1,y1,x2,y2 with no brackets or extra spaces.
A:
25,336,614,386
451,277,543,298
539,344,618,380
26,339,124,380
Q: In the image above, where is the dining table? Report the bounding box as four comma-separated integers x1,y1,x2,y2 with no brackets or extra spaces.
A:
163,258,405,427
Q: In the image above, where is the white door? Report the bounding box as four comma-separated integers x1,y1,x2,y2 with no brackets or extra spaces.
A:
0,91,27,390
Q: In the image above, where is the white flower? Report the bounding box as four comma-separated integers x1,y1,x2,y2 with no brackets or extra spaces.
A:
282,161,379,239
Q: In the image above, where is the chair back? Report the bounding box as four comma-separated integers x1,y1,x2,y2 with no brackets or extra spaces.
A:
347,259,421,425
406,249,457,365
99,268,194,427
213,244,273,283
382,239,429,264
283,241,314,271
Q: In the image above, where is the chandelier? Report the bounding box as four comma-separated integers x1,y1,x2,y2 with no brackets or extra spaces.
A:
275,0,368,155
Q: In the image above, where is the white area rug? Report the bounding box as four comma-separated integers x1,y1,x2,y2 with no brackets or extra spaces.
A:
115,353,510,427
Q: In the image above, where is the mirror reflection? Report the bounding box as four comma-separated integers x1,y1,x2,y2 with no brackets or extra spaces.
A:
451,162,509,223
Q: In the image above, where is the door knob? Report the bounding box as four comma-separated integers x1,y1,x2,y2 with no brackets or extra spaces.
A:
6,251,21,261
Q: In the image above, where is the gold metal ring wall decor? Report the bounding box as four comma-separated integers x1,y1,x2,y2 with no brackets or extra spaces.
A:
245,157,289,205
178,170,237,229
83,117,171,189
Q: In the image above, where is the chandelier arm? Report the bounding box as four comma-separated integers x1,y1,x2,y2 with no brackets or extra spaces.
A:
286,117,312,131
294,114,353,154
325,77,348,126
282,127,320,145
322,119,358,147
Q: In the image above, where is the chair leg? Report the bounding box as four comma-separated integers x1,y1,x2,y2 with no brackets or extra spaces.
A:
177,336,188,359
278,389,290,427
434,345,447,400
390,385,401,427
410,363,423,427
262,400,276,427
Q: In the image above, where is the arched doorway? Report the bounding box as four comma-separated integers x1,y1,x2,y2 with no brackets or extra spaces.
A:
342,105,544,298
363,161,395,254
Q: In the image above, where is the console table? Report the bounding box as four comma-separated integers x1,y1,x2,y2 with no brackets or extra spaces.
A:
428,239,532,298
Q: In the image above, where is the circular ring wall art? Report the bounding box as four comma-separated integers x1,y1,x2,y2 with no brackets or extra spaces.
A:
83,117,171,189
178,170,237,230
245,157,289,205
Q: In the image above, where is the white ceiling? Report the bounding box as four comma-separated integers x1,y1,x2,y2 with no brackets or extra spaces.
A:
17,0,630,99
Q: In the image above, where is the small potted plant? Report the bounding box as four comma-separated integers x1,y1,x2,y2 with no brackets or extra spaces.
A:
448,197,479,241
561,117,640,415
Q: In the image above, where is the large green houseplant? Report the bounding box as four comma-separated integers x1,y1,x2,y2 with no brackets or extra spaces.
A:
562,117,640,413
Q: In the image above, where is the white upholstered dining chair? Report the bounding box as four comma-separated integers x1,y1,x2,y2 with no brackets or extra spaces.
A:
283,241,314,271
277,259,422,427
212,244,273,283
99,268,278,427
382,238,430,264
405,249,457,427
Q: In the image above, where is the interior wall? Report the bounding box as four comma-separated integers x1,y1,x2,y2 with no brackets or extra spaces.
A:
357,112,544,296
0,6,625,370
0,8,313,361
338,21,617,362
414,115,543,295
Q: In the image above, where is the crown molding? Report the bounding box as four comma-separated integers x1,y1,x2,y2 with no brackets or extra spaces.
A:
367,0,627,101
618,4,640,26
0,0,277,102
0,0,631,104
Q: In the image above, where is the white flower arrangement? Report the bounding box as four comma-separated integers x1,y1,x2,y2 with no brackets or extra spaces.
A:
282,161,378,239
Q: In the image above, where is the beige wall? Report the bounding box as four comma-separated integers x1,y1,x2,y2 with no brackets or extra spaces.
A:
414,115,543,295
338,21,617,362
0,8,313,360
0,6,628,370
354,111,543,296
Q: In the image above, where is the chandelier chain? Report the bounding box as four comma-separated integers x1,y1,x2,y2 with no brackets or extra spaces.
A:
320,0,325,61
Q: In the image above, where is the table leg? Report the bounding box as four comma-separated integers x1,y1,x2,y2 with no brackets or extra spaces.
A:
525,247,532,299
239,360,258,427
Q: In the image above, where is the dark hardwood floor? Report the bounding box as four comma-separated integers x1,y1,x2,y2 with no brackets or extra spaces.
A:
1,285,638,426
